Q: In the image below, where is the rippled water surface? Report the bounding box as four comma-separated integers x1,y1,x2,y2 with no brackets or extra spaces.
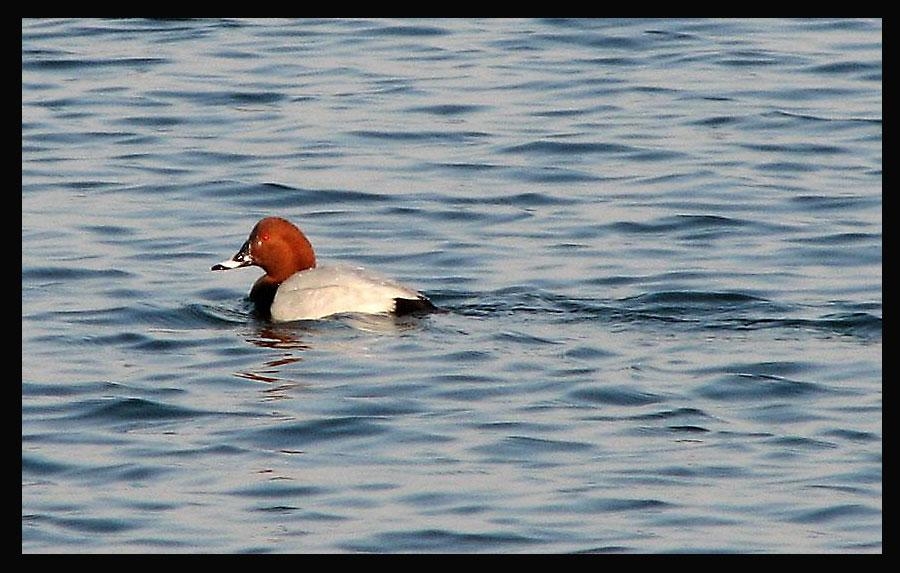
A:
22,18,881,553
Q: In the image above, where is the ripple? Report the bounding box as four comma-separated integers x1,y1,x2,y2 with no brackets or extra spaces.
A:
808,60,881,75
344,528,541,553
823,428,880,442
766,435,837,450
73,397,205,422
362,23,449,37
511,167,603,183
22,453,74,476
147,89,286,106
245,417,386,449
23,266,132,282
230,483,327,498
624,290,763,307
578,497,672,513
611,214,749,235
197,182,392,207
569,386,663,407
349,129,489,143
471,435,594,461
22,56,167,71
740,142,847,155
448,191,578,206
49,515,140,534
788,503,879,524
695,373,827,401
406,103,486,115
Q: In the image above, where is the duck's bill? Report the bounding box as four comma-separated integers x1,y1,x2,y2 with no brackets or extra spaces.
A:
211,258,248,271
211,241,253,271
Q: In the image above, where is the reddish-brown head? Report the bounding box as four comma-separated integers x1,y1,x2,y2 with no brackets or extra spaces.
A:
212,217,317,283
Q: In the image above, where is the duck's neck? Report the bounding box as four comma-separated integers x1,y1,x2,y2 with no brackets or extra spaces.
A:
249,276,280,319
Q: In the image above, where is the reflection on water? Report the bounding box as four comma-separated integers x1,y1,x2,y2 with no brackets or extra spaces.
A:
246,325,312,351
234,314,426,393
236,325,310,392
337,312,432,334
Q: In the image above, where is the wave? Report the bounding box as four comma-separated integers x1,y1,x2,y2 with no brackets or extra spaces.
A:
443,287,881,341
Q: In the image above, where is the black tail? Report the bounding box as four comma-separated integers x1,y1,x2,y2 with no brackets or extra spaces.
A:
394,296,441,316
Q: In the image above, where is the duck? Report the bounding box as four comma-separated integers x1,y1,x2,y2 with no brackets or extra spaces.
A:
212,216,437,321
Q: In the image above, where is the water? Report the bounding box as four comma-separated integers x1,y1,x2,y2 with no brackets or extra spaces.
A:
21,18,881,553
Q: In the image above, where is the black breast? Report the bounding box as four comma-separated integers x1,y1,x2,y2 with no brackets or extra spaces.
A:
249,280,279,320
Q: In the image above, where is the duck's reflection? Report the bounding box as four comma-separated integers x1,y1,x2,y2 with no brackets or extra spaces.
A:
235,324,312,398
246,324,311,351
233,313,431,398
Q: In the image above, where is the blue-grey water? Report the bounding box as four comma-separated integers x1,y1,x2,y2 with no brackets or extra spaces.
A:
21,18,881,553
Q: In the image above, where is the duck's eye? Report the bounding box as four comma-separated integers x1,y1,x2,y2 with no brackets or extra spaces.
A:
261,233,270,242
